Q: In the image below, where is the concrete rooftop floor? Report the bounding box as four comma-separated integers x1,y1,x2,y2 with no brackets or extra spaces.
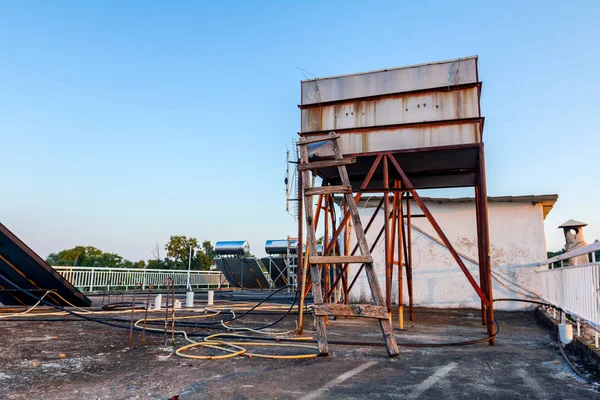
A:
0,301,599,400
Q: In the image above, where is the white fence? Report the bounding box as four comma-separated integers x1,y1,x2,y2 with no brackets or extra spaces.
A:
534,242,600,345
54,266,229,292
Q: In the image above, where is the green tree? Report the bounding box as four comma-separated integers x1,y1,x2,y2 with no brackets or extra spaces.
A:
196,249,212,270
46,253,62,266
146,259,163,269
46,246,103,266
202,240,216,259
547,248,565,269
86,252,124,268
165,235,200,270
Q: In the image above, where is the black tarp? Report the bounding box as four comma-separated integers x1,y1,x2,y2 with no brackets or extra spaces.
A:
0,223,92,306
215,257,270,289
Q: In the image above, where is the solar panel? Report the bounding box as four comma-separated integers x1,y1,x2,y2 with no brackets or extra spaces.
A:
215,257,270,289
0,223,92,307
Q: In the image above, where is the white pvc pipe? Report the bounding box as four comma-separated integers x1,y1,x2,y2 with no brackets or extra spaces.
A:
207,290,214,306
559,323,573,344
186,291,194,308
153,294,162,311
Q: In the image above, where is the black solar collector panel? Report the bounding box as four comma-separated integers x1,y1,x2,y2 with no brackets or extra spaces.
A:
260,257,288,288
0,223,92,306
215,257,270,289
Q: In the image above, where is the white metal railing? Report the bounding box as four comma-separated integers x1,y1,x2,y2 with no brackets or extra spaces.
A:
53,266,229,292
534,241,600,346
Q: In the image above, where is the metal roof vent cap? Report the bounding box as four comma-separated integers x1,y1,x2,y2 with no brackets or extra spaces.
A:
558,219,588,265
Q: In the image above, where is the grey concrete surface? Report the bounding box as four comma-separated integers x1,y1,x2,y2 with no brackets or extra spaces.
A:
0,306,598,399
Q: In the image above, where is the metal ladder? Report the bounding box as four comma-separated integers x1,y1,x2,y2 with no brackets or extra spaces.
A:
297,132,399,357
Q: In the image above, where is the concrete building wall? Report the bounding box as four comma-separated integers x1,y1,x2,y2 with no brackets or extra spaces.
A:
348,199,547,310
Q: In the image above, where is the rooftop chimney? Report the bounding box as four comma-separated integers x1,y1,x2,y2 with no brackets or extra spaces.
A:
559,219,588,265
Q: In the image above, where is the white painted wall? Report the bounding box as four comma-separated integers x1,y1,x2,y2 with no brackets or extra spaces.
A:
348,199,547,310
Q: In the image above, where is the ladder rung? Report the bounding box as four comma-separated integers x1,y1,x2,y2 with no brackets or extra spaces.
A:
313,303,389,319
297,133,340,146
297,158,356,171
305,185,352,196
309,255,373,264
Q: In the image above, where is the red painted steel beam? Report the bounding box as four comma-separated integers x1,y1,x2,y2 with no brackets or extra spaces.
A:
322,154,383,257
387,154,490,306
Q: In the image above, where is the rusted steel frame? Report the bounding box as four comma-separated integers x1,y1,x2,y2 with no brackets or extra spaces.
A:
326,196,385,299
346,225,385,294
343,202,349,304
396,181,404,328
327,195,339,303
322,154,384,257
299,117,484,136
402,192,414,321
300,189,326,303
314,193,325,230
405,192,414,321
142,284,153,344
346,206,395,294
399,194,408,294
389,184,398,313
387,154,490,306
478,145,495,345
303,276,313,298
383,156,392,311
331,137,399,357
324,194,330,323
474,184,487,325
297,170,305,334
298,82,482,110
359,188,412,193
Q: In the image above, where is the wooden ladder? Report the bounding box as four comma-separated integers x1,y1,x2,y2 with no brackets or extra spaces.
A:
297,132,399,357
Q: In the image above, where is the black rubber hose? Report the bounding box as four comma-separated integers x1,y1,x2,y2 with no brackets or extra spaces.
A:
0,272,146,332
101,302,147,311
0,273,296,335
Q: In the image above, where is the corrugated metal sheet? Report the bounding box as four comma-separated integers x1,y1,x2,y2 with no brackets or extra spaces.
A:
306,121,482,158
301,56,477,105
301,86,480,133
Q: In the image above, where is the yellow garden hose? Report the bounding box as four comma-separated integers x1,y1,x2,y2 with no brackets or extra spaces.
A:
176,340,247,360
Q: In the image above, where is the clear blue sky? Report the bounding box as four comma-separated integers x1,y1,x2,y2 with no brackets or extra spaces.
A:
1,1,598,261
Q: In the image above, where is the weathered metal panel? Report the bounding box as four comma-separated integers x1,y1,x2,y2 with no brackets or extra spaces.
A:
305,121,482,158
301,86,480,133
301,57,477,105
216,257,270,289
0,223,91,306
